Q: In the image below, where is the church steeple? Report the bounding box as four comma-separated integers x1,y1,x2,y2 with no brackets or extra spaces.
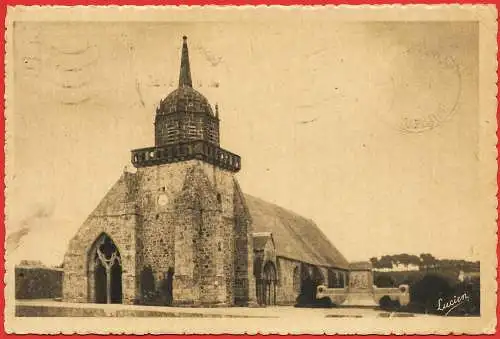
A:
132,36,240,172
178,36,193,88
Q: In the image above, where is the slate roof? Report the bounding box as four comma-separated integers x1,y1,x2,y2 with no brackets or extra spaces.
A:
252,232,273,251
156,37,215,117
244,194,349,270
157,86,214,117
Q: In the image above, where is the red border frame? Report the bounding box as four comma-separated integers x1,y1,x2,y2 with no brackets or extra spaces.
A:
0,1,497,338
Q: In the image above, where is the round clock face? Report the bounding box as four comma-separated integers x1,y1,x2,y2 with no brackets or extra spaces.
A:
158,194,168,206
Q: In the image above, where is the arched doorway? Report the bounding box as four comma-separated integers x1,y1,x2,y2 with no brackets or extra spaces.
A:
262,261,277,306
89,233,122,304
159,267,174,306
140,265,155,304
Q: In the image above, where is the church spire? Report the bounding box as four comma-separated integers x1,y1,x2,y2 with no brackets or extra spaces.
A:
178,36,193,88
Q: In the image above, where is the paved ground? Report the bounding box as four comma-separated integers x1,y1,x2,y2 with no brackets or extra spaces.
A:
16,299,427,318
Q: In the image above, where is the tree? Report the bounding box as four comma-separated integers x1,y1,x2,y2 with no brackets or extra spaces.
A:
374,274,396,288
378,255,393,268
410,273,455,314
396,253,420,266
419,253,437,270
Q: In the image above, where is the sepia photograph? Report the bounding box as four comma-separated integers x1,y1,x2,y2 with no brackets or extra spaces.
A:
3,4,498,335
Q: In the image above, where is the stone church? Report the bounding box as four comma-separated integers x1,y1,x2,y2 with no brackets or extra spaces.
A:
62,36,349,307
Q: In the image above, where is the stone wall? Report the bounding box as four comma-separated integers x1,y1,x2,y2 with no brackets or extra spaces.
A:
15,266,63,299
135,162,188,304
275,257,301,305
274,258,349,305
233,183,256,306
63,172,139,304
135,160,245,306
63,159,257,307
193,162,238,305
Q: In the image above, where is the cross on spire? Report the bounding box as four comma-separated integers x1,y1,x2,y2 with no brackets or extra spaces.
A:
178,36,193,88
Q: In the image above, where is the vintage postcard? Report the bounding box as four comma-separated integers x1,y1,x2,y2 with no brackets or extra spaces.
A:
3,4,498,335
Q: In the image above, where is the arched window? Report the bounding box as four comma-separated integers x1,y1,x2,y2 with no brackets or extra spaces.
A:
88,233,122,304
339,271,345,288
292,266,300,293
276,259,281,286
327,269,337,288
311,266,325,285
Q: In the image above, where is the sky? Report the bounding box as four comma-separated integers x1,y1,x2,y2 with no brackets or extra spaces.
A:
7,18,481,266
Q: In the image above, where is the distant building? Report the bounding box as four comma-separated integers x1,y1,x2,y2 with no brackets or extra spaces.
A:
373,263,420,272
458,269,480,282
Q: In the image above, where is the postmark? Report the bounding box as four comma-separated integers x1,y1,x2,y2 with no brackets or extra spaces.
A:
394,50,463,134
372,27,466,135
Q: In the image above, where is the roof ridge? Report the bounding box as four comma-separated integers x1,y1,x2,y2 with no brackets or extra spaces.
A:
243,193,349,269
243,193,316,224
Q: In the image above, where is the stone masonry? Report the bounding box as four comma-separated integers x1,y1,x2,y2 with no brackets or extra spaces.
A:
63,160,255,306
62,36,349,307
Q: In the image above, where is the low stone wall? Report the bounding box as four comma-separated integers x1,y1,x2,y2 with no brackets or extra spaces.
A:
15,304,270,318
16,305,105,317
15,266,63,300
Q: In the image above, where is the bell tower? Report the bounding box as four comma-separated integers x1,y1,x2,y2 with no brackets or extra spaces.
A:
126,36,253,307
64,36,257,307
131,36,238,171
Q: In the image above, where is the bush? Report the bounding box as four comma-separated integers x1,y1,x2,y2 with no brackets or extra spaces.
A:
379,296,401,311
15,266,63,299
444,279,480,316
406,273,456,314
373,271,426,287
374,274,396,288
